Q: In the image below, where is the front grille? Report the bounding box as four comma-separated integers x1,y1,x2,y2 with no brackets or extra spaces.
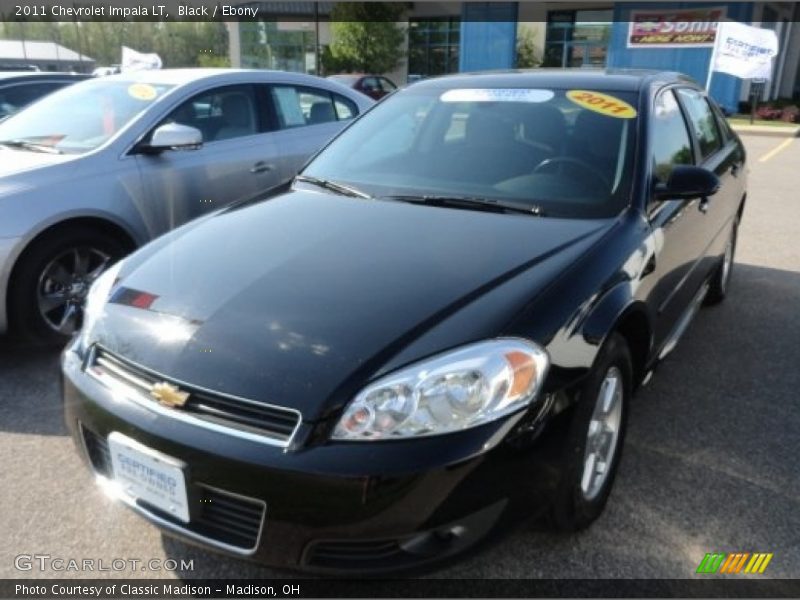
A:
87,346,300,445
80,425,265,552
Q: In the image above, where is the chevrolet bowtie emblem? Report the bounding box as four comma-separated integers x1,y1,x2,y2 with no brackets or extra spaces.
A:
150,382,190,408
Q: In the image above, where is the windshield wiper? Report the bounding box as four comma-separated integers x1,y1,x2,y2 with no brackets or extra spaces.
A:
381,194,545,217
0,139,63,154
294,174,371,199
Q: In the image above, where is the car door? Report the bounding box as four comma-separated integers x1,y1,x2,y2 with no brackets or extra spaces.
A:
133,84,281,235
675,88,744,278
645,87,712,349
266,84,360,181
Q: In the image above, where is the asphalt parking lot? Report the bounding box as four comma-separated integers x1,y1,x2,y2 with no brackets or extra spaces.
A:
1,135,798,581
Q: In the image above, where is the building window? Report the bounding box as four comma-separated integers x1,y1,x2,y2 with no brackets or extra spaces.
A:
543,9,612,68
239,21,318,74
408,17,460,80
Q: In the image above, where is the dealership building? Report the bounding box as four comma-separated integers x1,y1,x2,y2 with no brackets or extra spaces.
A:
227,1,800,113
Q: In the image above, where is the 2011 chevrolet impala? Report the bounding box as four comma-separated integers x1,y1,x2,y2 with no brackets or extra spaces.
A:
63,70,746,573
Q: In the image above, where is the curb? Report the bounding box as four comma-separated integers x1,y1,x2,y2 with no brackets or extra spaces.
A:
729,124,800,138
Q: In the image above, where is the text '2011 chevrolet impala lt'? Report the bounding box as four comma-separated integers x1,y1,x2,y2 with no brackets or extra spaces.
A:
63,69,746,573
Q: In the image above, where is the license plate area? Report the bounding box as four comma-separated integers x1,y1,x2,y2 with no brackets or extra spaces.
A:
108,432,190,523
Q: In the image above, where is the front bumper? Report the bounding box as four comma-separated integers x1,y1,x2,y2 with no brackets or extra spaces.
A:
0,236,23,334
63,347,562,573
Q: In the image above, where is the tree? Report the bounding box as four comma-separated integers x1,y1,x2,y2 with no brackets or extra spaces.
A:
326,3,406,74
0,21,228,69
515,26,541,69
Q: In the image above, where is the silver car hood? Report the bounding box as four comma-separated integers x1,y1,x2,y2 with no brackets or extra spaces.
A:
0,146,76,177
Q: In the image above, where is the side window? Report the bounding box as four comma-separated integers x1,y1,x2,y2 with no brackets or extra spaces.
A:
380,78,397,93
163,84,259,143
651,90,694,185
676,88,722,160
271,85,347,128
709,100,734,144
362,77,379,93
333,94,358,121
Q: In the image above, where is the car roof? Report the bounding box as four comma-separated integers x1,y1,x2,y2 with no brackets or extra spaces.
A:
0,71,88,82
412,68,697,93
102,68,333,87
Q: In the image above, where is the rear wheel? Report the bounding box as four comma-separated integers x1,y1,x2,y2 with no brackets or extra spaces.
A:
705,217,738,305
9,226,127,342
550,333,632,531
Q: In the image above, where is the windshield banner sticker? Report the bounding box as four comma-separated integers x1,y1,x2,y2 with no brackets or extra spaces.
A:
441,89,554,103
566,90,637,119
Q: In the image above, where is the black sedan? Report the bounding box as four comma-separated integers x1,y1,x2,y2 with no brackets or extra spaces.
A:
63,69,746,573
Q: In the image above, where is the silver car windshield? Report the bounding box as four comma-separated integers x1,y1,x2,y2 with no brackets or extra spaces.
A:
0,79,173,154
303,87,639,219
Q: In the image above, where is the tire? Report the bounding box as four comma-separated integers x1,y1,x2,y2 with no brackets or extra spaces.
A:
550,333,632,531
704,217,739,306
9,226,128,343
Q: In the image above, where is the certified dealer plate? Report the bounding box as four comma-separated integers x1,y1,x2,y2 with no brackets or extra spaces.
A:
108,432,190,523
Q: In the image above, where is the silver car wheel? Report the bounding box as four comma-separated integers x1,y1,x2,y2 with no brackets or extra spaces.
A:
37,246,111,335
580,365,623,501
720,235,734,295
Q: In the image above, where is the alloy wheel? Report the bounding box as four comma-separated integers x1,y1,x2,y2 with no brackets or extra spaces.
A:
36,246,112,335
720,235,734,295
580,366,624,501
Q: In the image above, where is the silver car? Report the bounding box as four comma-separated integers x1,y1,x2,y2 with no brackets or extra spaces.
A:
0,69,372,340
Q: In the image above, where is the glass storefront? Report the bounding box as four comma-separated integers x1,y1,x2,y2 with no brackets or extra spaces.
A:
408,17,461,80
543,9,612,68
239,21,318,74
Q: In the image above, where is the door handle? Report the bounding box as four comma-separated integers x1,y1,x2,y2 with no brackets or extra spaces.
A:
699,197,710,214
250,161,274,174
730,163,740,177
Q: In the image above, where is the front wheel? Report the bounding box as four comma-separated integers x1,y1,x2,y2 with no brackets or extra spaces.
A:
550,333,632,531
704,217,739,305
9,226,127,343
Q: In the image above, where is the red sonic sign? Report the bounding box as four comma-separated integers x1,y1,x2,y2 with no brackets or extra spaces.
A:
628,7,727,48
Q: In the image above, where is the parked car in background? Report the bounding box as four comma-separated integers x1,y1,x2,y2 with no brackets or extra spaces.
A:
63,69,746,572
0,64,40,72
0,68,372,340
327,73,397,100
92,65,121,77
0,72,88,119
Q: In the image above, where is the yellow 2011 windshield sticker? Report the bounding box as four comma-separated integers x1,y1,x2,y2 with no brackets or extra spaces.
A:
128,83,158,101
567,90,637,119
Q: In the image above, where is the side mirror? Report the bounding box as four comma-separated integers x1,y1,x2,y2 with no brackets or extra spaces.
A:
143,123,202,153
654,165,720,201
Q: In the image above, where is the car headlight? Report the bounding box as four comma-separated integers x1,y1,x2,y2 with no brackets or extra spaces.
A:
79,259,124,347
333,338,549,441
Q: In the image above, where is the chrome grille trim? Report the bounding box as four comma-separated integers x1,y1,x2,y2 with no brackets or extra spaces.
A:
85,345,302,447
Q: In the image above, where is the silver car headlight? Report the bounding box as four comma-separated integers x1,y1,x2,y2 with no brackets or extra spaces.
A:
333,338,549,441
79,259,124,347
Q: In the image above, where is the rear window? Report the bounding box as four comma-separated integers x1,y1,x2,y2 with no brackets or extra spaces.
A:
270,86,358,129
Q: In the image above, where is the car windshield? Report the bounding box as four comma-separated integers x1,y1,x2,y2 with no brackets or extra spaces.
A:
0,79,173,154
302,86,640,219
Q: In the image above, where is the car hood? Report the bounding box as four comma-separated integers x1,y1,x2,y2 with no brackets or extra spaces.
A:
92,190,610,421
0,145,77,176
